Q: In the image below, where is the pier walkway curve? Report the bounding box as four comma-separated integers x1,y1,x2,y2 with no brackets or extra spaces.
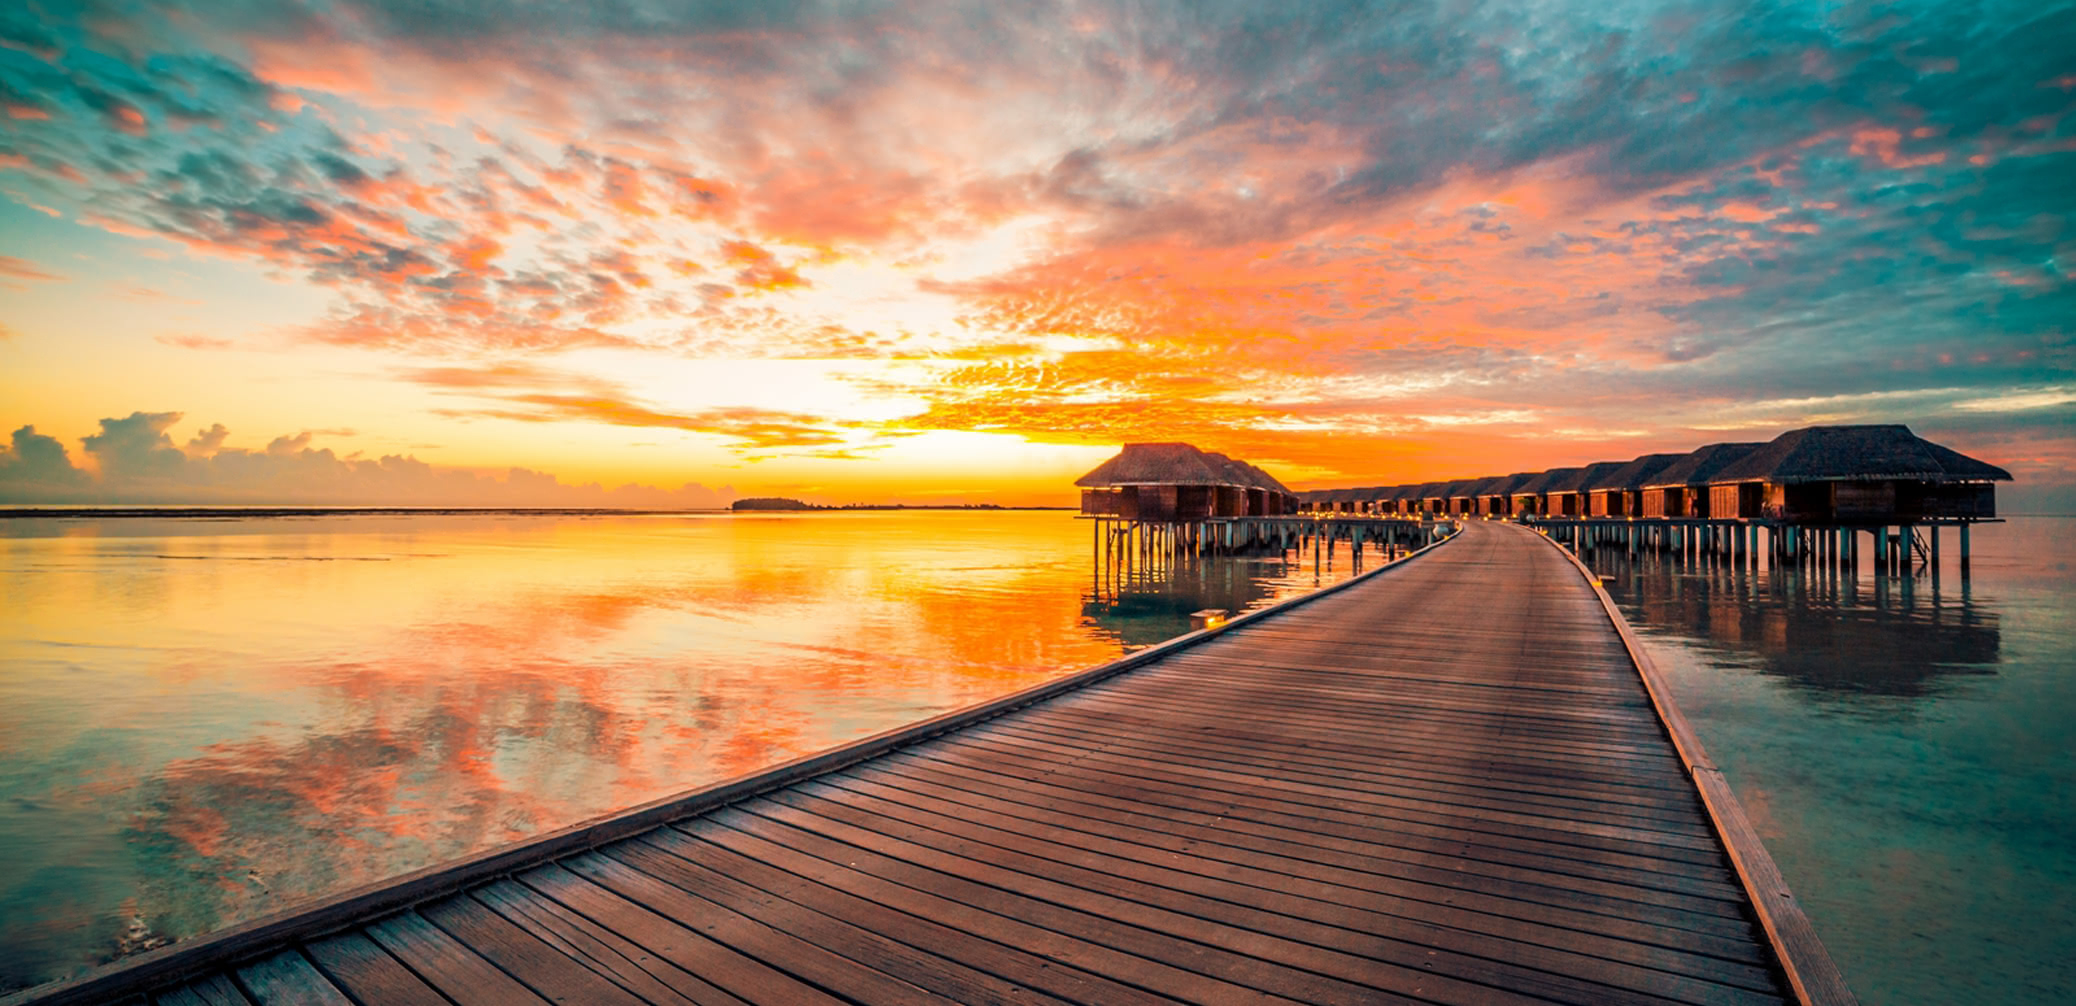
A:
7,521,1852,1006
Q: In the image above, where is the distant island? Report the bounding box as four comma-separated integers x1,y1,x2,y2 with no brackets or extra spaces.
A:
730,497,820,511
728,498,1062,512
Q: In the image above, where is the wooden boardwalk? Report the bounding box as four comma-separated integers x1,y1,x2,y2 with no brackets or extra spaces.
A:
10,521,1850,1006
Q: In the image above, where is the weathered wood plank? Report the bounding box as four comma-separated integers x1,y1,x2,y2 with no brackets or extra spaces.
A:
417,894,648,1005
364,912,552,1006
471,879,740,1006
517,863,842,1006
667,818,1290,1005
230,950,351,1006
302,932,448,1006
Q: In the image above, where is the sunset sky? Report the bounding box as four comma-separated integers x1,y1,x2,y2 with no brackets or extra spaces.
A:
0,0,2070,507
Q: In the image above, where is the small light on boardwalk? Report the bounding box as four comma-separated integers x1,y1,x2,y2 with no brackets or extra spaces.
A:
1189,608,1229,631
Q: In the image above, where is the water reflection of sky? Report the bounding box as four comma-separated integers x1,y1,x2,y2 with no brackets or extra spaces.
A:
1588,517,2075,1004
0,511,1360,991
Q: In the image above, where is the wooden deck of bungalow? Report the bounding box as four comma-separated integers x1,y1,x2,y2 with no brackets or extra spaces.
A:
5,522,1853,1006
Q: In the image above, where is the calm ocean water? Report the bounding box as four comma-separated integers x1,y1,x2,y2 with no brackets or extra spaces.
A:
1583,515,2075,1004
0,509,1365,991
0,511,2068,1001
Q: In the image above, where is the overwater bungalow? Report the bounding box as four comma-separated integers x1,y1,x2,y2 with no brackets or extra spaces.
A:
1544,462,1627,518
1477,472,1539,517
1588,453,1685,518
1639,442,1762,518
1446,479,1487,516
1704,424,2010,522
1509,468,1571,517
1409,481,1448,516
1076,442,1297,520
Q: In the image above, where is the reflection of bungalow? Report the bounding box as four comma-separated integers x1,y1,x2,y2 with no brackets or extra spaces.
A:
1640,442,1762,518
1587,454,1684,518
1705,425,2011,523
1077,443,1297,520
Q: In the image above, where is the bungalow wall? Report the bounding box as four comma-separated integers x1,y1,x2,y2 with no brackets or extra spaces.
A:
1908,483,1996,518
1588,490,1624,518
1829,481,1895,521
1709,483,1764,519
1245,488,1267,516
1134,484,1181,521
1080,488,1118,516
1214,486,1246,517
1639,488,1676,519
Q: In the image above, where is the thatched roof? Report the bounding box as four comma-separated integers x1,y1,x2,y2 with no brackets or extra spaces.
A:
1590,453,1686,492
1076,442,1294,491
1643,442,1763,488
1246,463,1295,495
1513,467,1577,495
1712,425,2013,484
1481,472,1540,497
1201,452,1295,495
1540,462,1627,494
1451,477,1502,499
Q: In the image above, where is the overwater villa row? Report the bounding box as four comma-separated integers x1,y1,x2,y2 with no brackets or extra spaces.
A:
1297,424,2008,525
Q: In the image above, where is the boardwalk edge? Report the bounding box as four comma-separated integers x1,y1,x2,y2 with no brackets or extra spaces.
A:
2,520,1459,1006
1532,523,1859,1006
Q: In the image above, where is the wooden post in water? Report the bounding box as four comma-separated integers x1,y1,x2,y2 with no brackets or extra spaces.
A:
1959,523,1971,579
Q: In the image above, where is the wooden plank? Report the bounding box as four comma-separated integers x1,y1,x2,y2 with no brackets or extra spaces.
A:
731,796,1749,1006
939,729,1725,853
930,729,1733,871
1003,700,1701,793
230,950,351,1006
516,863,843,1006
179,975,248,1006
558,851,956,1004
705,805,1455,1006
775,780,1778,995
883,747,1748,900
599,838,1069,1005
471,879,741,1006
829,763,1754,940
302,932,448,1006
417,894,648,1005
637,826,1178,1006
865,752,1751,918
987,716,1711,823
1004,702,1702,800
364,911,552,1006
